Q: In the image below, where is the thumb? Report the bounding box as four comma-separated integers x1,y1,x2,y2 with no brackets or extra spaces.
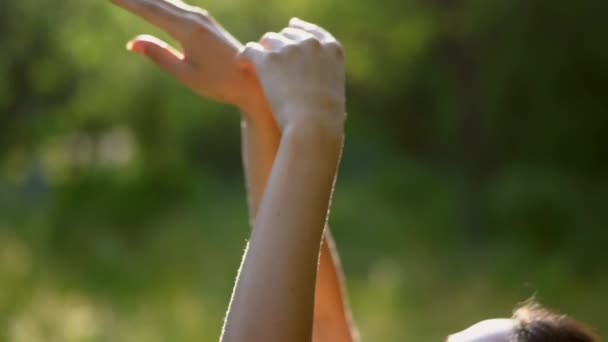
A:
126,34,189,79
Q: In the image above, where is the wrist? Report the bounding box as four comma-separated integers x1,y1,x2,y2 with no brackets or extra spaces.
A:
234,68,270,117
238,102,280,131
282,109,345,141
283,120,344,154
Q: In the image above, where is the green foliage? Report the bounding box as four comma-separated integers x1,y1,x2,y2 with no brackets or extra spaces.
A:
0,0,607,340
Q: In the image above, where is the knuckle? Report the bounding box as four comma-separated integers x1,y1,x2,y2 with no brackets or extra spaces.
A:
241,43,268,65
325,40,342,49
283,43,299,55
242,43,257,55
280,27,298,35
186,11,209,25
307,23,322,33
189,8,210,22
240,45,254,58
182,11,213,38
325,41,344,57
265,50,281,62
261,32,280,42
303,37,321,49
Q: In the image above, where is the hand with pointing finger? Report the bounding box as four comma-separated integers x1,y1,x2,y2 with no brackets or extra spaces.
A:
108,5,354,341
110,0,263,111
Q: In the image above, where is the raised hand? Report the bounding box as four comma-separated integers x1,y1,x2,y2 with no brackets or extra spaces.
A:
110,0,262,110
222,19,346,342
240,18,346,133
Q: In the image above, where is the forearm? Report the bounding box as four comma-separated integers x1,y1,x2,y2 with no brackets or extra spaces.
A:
314,229,358,342
240,104,281,222
240,104,356,342
222,124,343,342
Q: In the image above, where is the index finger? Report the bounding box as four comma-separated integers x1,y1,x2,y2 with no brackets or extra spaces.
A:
288,17,337,44
237,42,267,73
110,0,205,39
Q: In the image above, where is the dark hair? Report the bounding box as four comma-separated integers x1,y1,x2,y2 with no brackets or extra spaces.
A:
512,301,599,342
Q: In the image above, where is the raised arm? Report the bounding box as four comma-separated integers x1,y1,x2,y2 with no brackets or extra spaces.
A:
239,26,356,342
108,2,354,339
221,21,346,341
241,70,356,342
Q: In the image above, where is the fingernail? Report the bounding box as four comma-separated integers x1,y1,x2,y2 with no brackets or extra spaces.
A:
126,40,145,54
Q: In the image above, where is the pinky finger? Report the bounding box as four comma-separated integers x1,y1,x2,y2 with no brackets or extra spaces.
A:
127,34,189,79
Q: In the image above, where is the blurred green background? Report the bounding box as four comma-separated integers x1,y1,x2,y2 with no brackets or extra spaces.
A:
1,0,607,340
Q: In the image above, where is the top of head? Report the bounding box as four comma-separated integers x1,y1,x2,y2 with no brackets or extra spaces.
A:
446,302,598,342
447,319,516,342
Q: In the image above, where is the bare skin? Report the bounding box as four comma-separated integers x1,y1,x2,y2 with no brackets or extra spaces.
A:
222,21,346,341
447,319,516,342
109,1,355,341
